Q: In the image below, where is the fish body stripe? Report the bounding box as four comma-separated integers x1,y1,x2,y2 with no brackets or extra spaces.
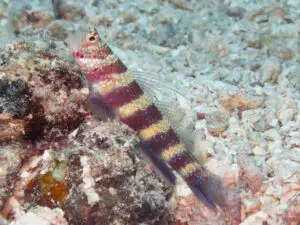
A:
93,71,133,95
75,44,128,84
161,143,185,162
77,54,118,69
99,81,143,109
117,94,152,118
73,44,112,59
168,153,193,170
180,162,201,177
143,128,180,155
120,105,163,131
139,120,169,141
85,60,127,84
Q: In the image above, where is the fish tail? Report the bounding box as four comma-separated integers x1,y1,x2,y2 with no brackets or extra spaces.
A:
184,166,216,210
170,154,216,210
180,158,240,212
137,120,218,209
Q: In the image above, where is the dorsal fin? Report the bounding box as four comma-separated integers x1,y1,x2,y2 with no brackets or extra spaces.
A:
132,70,187,103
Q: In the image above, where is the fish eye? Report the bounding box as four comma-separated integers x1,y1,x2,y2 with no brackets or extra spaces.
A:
87,33,98,43
89,36,96,41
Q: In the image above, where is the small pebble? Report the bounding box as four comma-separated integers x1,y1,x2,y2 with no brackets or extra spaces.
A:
252,146,267,156
262,57,281,83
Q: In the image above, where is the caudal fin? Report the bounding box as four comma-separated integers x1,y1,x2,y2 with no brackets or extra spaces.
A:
185,165,240,214
182,165,217,210
187,174,217,210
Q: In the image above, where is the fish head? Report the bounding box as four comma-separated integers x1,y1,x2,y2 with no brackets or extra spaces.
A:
66,29,113,71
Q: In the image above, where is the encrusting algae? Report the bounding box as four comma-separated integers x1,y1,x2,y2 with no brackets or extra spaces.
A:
26,162,69,207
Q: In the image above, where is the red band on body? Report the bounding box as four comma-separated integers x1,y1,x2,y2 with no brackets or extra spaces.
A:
100,81,143,109
144,129,180,155
85,60,127,84
120,105,163,131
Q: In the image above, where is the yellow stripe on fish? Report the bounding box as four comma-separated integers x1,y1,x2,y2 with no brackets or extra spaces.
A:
93,71,134,94
180,162,201,177
117,94,152,118
161,143,185,162
78,54,118,69
139,120,170,141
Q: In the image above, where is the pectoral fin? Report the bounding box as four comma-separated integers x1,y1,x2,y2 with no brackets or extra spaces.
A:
88,93,115,121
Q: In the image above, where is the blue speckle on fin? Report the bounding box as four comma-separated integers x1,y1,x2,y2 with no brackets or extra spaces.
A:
140,141,176,185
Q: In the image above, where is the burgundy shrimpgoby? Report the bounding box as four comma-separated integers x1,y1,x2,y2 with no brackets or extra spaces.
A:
67,29,217,209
